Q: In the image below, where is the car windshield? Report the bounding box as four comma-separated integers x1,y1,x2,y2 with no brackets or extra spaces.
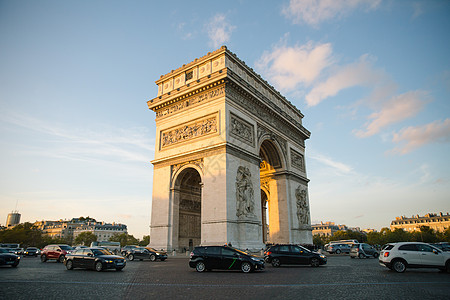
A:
298,245,311,252
92,248,113,256
59,245,73,250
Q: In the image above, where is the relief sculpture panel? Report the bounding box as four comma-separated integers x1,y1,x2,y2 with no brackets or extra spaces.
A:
161,115,217,148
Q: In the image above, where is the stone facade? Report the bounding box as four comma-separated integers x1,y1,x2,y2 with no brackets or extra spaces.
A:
147,46,312,252
390,212,450,232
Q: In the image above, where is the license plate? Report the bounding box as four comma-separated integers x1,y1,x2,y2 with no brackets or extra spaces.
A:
6,261,14,264
116,262,123,266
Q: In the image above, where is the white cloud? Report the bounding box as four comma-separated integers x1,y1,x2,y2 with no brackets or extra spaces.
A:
389,118,450,155
206,13,235,48
282,0,381,27
354,91,429,138
1,111,154,164
305,54,385,106
256,38,333,91
308,151,353,175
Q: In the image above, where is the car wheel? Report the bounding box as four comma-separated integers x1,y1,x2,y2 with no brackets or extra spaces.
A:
264,256,270,263
66,260,74,270
271,258,281,267
310,258,320,267
128,254,134,261
241,262,252,273
58,255,65,263
392,259,407,273
195,261,206,273
373,252,379,258
358,253,365,259
150,254,156,262
335,249,341,254
95,261,103,272
41,255,47,262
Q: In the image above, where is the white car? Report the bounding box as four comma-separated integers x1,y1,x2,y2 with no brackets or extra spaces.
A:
379,242,450,273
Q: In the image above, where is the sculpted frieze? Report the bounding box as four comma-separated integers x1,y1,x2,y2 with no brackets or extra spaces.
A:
230,113,254,147
226,84,305,147
155,85,225,119
291,148,305,172
161,116,217,148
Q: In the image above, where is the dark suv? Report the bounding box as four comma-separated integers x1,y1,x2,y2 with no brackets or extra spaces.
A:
41,244,73,263
264,244,327,267
189,245,265,273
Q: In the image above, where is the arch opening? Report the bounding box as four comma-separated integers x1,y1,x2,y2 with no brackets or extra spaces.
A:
174,167,202,252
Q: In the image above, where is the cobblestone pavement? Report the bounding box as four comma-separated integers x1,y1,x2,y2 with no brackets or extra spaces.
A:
1,254,449,299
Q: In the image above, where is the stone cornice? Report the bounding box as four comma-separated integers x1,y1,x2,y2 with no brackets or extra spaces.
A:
149,46,308,129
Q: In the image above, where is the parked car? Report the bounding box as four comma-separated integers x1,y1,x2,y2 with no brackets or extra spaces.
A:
24,247,39,257
64,247,126,272
189,245,265,273
350,243,379,258
327,243,351,254
379,242,450,273
41,244,73,263
265,244,327,267
121,245,139,256
430,242,450,252
127,247,167,261
0,248,20,267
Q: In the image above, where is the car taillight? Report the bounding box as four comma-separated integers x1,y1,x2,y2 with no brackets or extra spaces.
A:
384,252,389,257
266,251,271,256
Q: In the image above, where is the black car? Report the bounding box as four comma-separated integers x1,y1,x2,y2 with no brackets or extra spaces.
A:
120,245,139,256
264,244,327,267
127,247,168,261
189,245,265,273
0,248,20,267
24,247,39,257
64,247,126,272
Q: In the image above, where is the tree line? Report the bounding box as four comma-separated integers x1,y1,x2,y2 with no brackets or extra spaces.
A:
313,226,450,247
0,222,150,249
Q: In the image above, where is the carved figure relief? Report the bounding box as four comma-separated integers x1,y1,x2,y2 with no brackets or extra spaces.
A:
161,116,217,148
236,166,255,218
230,113,254,146
291,149,305,172
295,186,309,225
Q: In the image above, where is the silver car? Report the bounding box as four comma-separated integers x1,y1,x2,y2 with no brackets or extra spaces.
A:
350,243,379,258
327,243,351,254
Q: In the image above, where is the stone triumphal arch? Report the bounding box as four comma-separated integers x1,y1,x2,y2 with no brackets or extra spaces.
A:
147,46,312,252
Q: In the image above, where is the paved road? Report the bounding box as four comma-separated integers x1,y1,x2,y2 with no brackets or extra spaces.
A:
1,255,449,299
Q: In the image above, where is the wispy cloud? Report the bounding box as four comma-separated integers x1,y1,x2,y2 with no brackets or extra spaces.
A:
206,13,235,48
1,111,154,164
282,0,381,27
388,118,450,155
305,54,386,106
354,91,430,138
256,37,333,91
308,151,353,175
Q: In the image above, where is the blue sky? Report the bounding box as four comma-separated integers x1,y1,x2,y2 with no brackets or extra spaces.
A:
1,0,449,239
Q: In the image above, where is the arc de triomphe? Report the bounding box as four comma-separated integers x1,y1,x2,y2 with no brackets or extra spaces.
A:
147,46,312,251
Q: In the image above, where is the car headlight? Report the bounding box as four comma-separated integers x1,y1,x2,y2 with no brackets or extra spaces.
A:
105,260,113,263
320,255,325,259
155,252,160,255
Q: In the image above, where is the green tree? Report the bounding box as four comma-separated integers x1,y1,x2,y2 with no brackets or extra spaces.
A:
139,235,150,246
109,233,139,247
74,232,97,246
